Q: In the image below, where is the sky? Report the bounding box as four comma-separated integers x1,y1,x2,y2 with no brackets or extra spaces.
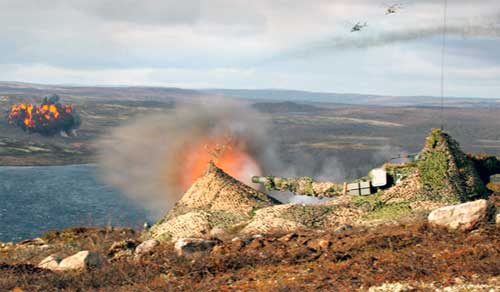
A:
0,0,499,98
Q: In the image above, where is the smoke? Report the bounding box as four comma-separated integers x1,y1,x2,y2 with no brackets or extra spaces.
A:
6,94,81,136
97,99,286,216
282,17,500,58
98,99,411,213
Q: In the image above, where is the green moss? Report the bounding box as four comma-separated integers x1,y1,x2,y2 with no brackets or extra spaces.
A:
280,205,337,228
350,194,384,211
425,128,442,149
418,150,449,192
298,177,314,195
350,194,413,221
363,202,412,221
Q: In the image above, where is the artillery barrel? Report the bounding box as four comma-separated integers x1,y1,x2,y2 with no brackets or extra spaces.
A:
251,175,344,198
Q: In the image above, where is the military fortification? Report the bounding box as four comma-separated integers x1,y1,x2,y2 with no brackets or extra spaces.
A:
146,129,499,242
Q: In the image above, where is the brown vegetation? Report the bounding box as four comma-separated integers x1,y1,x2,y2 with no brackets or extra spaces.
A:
1,220,499,291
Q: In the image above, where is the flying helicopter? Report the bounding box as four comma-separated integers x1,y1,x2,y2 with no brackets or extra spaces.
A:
351,22,367,32
386,3,402,15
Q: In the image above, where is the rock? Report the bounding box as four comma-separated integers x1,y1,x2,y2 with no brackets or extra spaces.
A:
231,237,245,249
134,239,159,259
58,251,105,271
174,238,216,258
108,239,139,260
307,238,331,251
368,282,415,292
0,242,14,250
38,254,62,270
428,199,491,231
210,245,224,256
209,227,228,238
246,238,264,251
278,233,298,242
334,224,353,233
19,237,46,246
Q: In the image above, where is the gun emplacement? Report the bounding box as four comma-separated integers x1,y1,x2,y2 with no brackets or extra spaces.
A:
251,176,346,198
252,167,390,197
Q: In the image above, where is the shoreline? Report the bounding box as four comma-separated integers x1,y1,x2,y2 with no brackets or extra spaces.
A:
0,157,96,167
0,162,96,168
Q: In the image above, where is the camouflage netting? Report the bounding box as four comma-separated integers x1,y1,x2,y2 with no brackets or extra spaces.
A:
146,162,280,241
169,162,279,217
382,129,488,204
146,163,365,241
417,129,487,202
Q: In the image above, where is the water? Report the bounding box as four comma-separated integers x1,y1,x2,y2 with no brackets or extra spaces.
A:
0,164,150,242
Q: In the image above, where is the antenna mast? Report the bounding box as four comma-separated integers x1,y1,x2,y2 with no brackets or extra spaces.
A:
440,0,448,130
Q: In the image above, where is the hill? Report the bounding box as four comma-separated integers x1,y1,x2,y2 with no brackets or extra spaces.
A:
206,88,500,108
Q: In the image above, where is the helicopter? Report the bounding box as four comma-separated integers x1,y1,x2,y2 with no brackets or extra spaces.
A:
386,3,402,15
351,22,367,32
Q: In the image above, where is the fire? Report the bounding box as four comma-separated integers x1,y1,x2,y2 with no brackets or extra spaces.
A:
8,103,72,128
176,135,262,189
6,94,80,136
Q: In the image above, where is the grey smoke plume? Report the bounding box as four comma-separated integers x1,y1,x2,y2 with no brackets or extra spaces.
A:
283,18,500,59
97,100,285,216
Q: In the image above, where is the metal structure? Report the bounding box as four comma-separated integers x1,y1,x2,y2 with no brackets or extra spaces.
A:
252,167,389,198
351,22,367,32
386,4,402,15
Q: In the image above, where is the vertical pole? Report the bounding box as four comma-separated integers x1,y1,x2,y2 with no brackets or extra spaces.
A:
440,0,448,130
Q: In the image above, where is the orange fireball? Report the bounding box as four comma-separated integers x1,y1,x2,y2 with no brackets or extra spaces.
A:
176,135,262,190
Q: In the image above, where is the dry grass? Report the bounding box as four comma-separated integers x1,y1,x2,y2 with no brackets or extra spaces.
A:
1,221,499,291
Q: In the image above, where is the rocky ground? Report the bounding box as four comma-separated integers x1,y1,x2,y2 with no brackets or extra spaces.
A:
0,220,499,291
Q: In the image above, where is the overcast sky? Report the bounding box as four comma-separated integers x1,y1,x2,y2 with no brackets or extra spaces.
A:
0,0,499,98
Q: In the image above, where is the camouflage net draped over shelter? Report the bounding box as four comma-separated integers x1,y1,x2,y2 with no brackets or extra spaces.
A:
417,129,487,203
146,162,280,241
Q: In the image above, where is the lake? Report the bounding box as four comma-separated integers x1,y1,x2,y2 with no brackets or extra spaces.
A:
0,164,150,242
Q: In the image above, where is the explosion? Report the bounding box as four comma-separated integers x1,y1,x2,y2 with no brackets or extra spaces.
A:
98,101,279,215
176,135,262,190
6,94,81,136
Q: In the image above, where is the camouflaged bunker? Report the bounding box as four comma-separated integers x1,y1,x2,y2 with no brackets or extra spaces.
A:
252,129,499,202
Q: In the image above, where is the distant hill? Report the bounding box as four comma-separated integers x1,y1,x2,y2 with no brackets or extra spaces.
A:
0,81,207,102
251,101,324,113
206,88,500,108
0,81,499,108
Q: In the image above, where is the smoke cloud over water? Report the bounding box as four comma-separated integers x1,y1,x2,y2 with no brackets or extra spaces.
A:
98,100,286,216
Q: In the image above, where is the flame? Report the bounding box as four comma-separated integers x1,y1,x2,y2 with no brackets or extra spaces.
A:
176,135,262,190
7,102,73,130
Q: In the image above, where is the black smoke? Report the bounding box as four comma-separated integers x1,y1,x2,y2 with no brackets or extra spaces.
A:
6,94,81,137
